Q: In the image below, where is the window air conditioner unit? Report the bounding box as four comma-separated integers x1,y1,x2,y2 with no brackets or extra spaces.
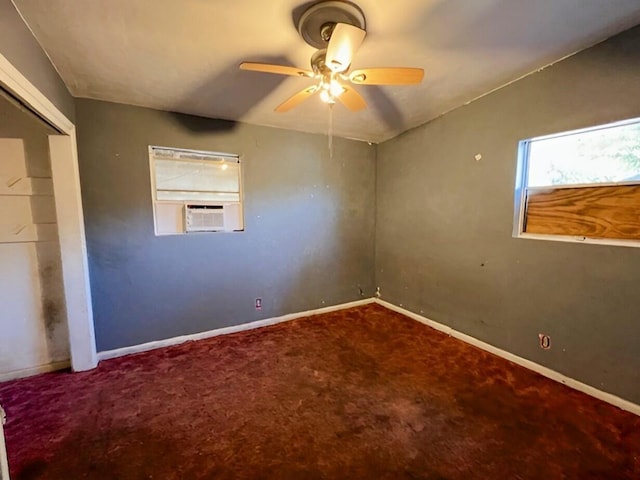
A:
184,204,242,232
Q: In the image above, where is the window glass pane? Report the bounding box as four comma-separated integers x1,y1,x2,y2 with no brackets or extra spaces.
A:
154,158,239,194
527,121,640,187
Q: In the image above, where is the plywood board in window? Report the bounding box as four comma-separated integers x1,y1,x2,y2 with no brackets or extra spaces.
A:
525,184,640,240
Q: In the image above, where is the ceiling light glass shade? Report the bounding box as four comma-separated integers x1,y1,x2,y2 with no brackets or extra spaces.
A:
318,76,345,104
329,80,345,97
319,89,336,104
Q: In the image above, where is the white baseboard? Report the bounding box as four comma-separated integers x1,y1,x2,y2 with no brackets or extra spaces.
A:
375,299,640,417
95,295,639,417
97,298,376,362
0,360,70,383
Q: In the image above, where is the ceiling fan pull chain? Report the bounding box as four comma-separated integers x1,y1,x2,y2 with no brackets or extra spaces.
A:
328,103,334,159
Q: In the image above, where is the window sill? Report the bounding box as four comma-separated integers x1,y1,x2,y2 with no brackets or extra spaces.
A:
155,229,245,237
514,232,640,249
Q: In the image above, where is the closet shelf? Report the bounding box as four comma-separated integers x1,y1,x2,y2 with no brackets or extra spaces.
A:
0,223,58,244
0,176,53,196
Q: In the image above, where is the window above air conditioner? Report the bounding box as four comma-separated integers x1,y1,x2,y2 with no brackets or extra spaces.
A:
149,146,244,235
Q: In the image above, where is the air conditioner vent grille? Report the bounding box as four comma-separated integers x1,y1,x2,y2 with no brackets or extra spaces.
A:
185,205,225,232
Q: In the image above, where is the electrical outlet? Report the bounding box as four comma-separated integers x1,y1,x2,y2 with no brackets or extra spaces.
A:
539,333,551,350
255,298,262,310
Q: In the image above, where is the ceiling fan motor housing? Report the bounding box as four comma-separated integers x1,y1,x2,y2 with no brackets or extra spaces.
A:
297,1,366,49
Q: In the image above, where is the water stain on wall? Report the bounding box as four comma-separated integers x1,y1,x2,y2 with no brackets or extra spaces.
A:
37,255,67,342
43,298,62,335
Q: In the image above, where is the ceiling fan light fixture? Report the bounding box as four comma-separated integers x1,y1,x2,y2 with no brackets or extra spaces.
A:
319,89,335,104
330,81,345,97
319,78,344,104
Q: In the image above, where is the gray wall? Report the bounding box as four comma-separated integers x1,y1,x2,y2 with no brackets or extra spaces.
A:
376,26,640,404
0,0,75,122
75,99,376,352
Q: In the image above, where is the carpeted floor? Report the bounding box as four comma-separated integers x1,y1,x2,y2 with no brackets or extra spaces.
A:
1,304,638,479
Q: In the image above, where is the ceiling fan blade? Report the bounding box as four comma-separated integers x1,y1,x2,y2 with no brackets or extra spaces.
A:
349,67,424,85
326,23,366,73
275,86,318,112
240,62,313,78
337,86,367,111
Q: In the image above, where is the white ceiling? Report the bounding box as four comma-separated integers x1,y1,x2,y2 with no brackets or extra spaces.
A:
13,0,640,143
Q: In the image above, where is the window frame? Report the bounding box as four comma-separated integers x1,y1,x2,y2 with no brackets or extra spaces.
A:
513,117,640,249
148,145,244,236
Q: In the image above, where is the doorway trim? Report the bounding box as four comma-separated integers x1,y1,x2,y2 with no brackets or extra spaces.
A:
0,53,97,371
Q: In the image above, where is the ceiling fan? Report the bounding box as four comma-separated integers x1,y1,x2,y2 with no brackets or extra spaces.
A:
239,1,424,113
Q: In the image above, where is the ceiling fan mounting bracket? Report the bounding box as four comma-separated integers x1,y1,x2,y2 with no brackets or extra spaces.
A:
320,23,335,42
297,1,366,49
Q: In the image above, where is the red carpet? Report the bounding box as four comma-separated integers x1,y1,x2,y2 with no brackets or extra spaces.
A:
1,304,638,479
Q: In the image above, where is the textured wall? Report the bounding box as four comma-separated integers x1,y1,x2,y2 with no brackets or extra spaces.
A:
0,0,75,122
376,26,640,404
75,99,376,352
